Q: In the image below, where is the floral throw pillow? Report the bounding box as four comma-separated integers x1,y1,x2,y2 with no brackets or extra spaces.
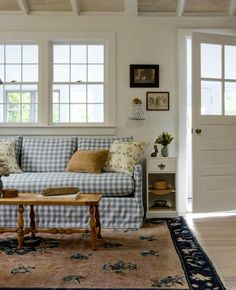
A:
0,142,22,173
103,141,147,176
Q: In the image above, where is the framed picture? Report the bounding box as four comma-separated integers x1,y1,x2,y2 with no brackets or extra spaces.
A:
146,92,169,111
130,64,159,88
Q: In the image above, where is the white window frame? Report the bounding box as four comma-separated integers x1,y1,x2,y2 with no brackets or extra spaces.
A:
0,31,116,135
0,42,39,125
51,41,105,124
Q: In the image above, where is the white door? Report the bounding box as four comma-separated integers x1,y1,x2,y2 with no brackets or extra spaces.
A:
192,32,236,213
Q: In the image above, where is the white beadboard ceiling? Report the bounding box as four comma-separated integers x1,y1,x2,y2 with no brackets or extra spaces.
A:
0,0,235,17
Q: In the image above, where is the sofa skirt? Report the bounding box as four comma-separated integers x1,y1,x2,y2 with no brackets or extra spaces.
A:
0,196,144,229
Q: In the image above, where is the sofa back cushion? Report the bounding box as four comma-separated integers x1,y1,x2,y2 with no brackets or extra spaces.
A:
0,136,22,166
21,137,77,172
77,136,133,150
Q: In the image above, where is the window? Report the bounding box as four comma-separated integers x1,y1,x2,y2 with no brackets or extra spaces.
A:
0,44,38,123
52,43,104,123
0,31,115,134
200,43,236,116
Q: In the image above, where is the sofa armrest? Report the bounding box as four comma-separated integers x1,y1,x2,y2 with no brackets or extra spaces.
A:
133,163,142,199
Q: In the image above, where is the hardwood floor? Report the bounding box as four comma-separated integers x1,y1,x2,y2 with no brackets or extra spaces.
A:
186,213,236,290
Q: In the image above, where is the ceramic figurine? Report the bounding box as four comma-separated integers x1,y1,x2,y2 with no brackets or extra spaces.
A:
151,144,159,157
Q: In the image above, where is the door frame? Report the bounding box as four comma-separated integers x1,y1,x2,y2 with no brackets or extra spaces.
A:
178,29,236,215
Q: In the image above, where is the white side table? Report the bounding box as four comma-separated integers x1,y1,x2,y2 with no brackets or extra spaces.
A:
146,157,178,218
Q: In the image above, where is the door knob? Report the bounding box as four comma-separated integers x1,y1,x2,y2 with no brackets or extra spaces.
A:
196,129,202,134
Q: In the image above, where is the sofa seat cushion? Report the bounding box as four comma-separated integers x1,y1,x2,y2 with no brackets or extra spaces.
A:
2,172,134,197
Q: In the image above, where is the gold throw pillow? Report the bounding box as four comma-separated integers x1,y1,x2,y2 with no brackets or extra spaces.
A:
66,149,109,173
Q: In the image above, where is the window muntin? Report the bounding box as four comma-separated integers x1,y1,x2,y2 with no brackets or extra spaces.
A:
52,44,104,123
0,44,38,123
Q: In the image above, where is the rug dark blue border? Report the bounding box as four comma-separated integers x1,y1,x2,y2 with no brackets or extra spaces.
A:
0,217,226,290
165,216,226,290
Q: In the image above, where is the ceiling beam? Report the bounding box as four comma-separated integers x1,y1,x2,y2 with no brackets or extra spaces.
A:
124,0,138,16
70,0,80,15
17,0,30,15
177,0,186,17
228,0,236,16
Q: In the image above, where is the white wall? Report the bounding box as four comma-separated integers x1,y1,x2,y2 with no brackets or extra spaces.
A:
0,15,235,157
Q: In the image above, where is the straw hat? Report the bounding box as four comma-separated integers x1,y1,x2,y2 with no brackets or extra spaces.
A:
153,180,168,190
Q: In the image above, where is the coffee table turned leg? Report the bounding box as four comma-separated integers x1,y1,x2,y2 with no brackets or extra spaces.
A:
17,205,24,248
89,205,97,250
30,205,36,238
95,205,102,239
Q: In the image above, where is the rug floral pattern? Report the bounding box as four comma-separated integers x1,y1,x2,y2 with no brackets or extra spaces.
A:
0,217,226,289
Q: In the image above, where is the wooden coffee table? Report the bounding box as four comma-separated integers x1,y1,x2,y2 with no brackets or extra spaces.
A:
0,193,102,250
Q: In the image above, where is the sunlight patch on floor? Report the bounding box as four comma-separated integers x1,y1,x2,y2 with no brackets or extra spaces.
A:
188,211,236,219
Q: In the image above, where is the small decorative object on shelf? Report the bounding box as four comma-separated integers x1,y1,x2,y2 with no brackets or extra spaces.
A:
0,159,10,197
151,144,159,157
129,98,145,120
155,131,174,157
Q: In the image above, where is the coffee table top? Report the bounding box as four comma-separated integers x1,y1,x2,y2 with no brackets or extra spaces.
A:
0,193,102,206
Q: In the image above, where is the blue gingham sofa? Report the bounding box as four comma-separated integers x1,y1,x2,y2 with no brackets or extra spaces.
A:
0,136,144,229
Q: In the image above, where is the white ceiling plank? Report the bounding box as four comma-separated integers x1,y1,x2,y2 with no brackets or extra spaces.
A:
17,0,30,14
177,0,186,16
228,0,236,16
70,0,80,15
124,0,137,16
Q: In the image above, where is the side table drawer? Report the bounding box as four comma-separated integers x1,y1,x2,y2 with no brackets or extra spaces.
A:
147,158,176,172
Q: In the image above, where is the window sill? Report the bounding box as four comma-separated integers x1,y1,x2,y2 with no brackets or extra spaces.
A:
0,125,116,136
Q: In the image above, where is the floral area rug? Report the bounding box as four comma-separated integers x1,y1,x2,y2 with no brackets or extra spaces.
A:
0,217,225,290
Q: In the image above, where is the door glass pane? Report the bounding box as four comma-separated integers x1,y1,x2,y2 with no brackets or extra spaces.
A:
53,45,69,63
53,65,69,82
201,81,222,115
70,85,86,103
88,84,103,103
88,65,104,82
70,104,86,122
88,104,104,122
23,45,38,63
6,65,21,82
201,43,221,78
6,45,21,63
225,82,236,115
225,45,236,80
22,65,38,82
88,45,104,63
71,65,86,82
71,45,86,63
